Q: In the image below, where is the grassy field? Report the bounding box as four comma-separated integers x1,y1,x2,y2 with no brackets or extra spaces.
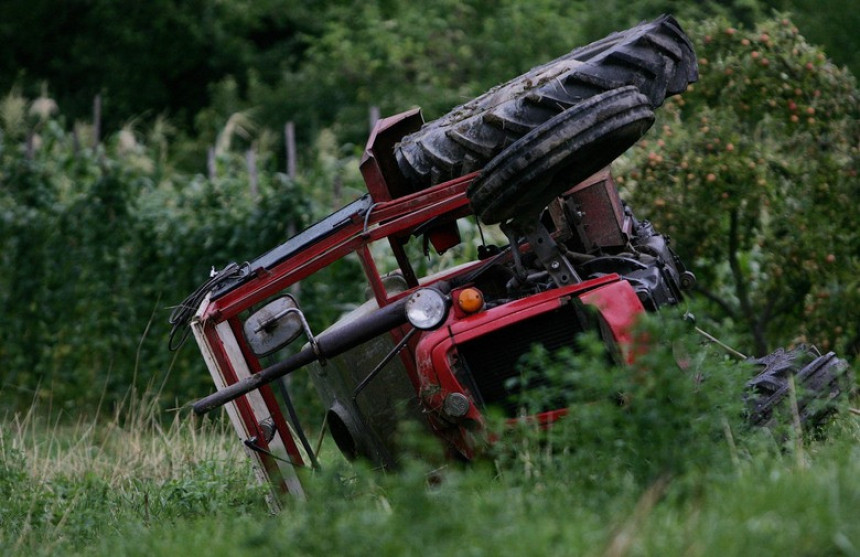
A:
2,329,859,556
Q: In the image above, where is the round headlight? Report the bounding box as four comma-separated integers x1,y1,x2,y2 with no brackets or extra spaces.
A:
405,288,450,330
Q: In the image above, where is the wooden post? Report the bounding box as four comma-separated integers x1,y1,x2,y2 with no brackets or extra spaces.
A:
369,105,380,132
284,121,301,301
285,121,297,179
207,147,216,180
246,147,258,198
25,131,34,160
333,175,342,209
92,94,101,147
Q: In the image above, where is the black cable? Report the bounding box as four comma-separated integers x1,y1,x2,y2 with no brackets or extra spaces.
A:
168,262,245,351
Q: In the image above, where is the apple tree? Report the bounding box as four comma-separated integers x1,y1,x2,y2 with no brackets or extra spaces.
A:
618,16,859,357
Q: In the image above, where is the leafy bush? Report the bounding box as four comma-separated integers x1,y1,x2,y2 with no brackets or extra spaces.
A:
0,92,364,412
493,313,751,497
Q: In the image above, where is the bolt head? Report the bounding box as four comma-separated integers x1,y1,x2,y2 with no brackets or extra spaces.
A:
443,392,470,418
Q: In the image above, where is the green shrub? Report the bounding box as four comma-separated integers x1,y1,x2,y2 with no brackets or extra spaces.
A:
492,313,751,498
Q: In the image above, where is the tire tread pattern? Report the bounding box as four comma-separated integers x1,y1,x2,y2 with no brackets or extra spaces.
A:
394,15,698,189
467,86,655,223
745,345,852,429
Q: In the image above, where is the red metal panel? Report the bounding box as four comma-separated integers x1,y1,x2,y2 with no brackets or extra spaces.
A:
205,234,368,321
415,275,624,395
360,108,424,201
578,279,646,364
409,274,630,457
367,174,475,223
565,168,627,249
205,175,476,323
445,274,622,341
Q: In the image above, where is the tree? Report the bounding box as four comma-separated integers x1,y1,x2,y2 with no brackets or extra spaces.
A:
0,88,353,411
763,0,860,78
618,16,859,357
0,0,326,132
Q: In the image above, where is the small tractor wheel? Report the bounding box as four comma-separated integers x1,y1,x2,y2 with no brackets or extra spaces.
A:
394,14,697,189
467,86,654,225
745,344,852,430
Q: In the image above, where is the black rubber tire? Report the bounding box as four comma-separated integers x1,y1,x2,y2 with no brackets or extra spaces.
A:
394,14,697,189
467,86,654,224
745,345,852,430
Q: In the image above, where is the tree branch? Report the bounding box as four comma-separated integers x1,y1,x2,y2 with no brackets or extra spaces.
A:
728,209,767,355
691,284,738,321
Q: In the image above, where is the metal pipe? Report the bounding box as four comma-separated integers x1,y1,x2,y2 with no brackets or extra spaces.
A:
192,296,411,415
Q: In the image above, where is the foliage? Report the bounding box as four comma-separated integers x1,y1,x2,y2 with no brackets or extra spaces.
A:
501,315,750,487
618,16,859,357
1,7,856,414
0,89,365,412
1,322,857,556
763,0,860,78
236,0,589,148
575,0,765,40
0,0,335,132
3,1,856,168
207,0,781,152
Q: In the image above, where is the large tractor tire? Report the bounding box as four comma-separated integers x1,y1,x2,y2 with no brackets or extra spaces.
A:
394,14,697,190
745,345,852,430
467,86,654,224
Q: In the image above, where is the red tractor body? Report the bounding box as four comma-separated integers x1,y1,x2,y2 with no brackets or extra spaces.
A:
187,110,673,503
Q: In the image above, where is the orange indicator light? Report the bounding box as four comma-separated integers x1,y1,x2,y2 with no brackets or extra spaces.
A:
457,287,484,314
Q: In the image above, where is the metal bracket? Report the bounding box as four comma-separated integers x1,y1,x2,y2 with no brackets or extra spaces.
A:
504,220,581,288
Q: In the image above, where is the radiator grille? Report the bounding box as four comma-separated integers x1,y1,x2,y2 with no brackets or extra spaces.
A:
456,305,586,416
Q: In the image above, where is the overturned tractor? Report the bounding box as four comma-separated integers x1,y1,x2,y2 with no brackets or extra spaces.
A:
171,15,851,504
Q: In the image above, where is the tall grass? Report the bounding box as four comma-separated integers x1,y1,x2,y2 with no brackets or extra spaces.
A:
1,316,857,556
0,387,267,555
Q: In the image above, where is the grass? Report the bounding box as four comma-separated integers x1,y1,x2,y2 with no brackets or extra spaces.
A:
2,321,858,556
0,392,267,555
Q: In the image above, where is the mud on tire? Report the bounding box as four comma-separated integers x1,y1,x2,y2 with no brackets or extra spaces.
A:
745,345,853,430
394,14,697,189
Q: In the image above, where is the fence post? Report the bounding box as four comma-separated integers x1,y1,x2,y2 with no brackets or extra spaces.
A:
369,105,380,132
285,121,297,179
207,147,216,180
284,121,301,301
246,147,258,199
93,94,101,147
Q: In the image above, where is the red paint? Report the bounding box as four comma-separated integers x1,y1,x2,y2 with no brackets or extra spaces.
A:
408,274,645,453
